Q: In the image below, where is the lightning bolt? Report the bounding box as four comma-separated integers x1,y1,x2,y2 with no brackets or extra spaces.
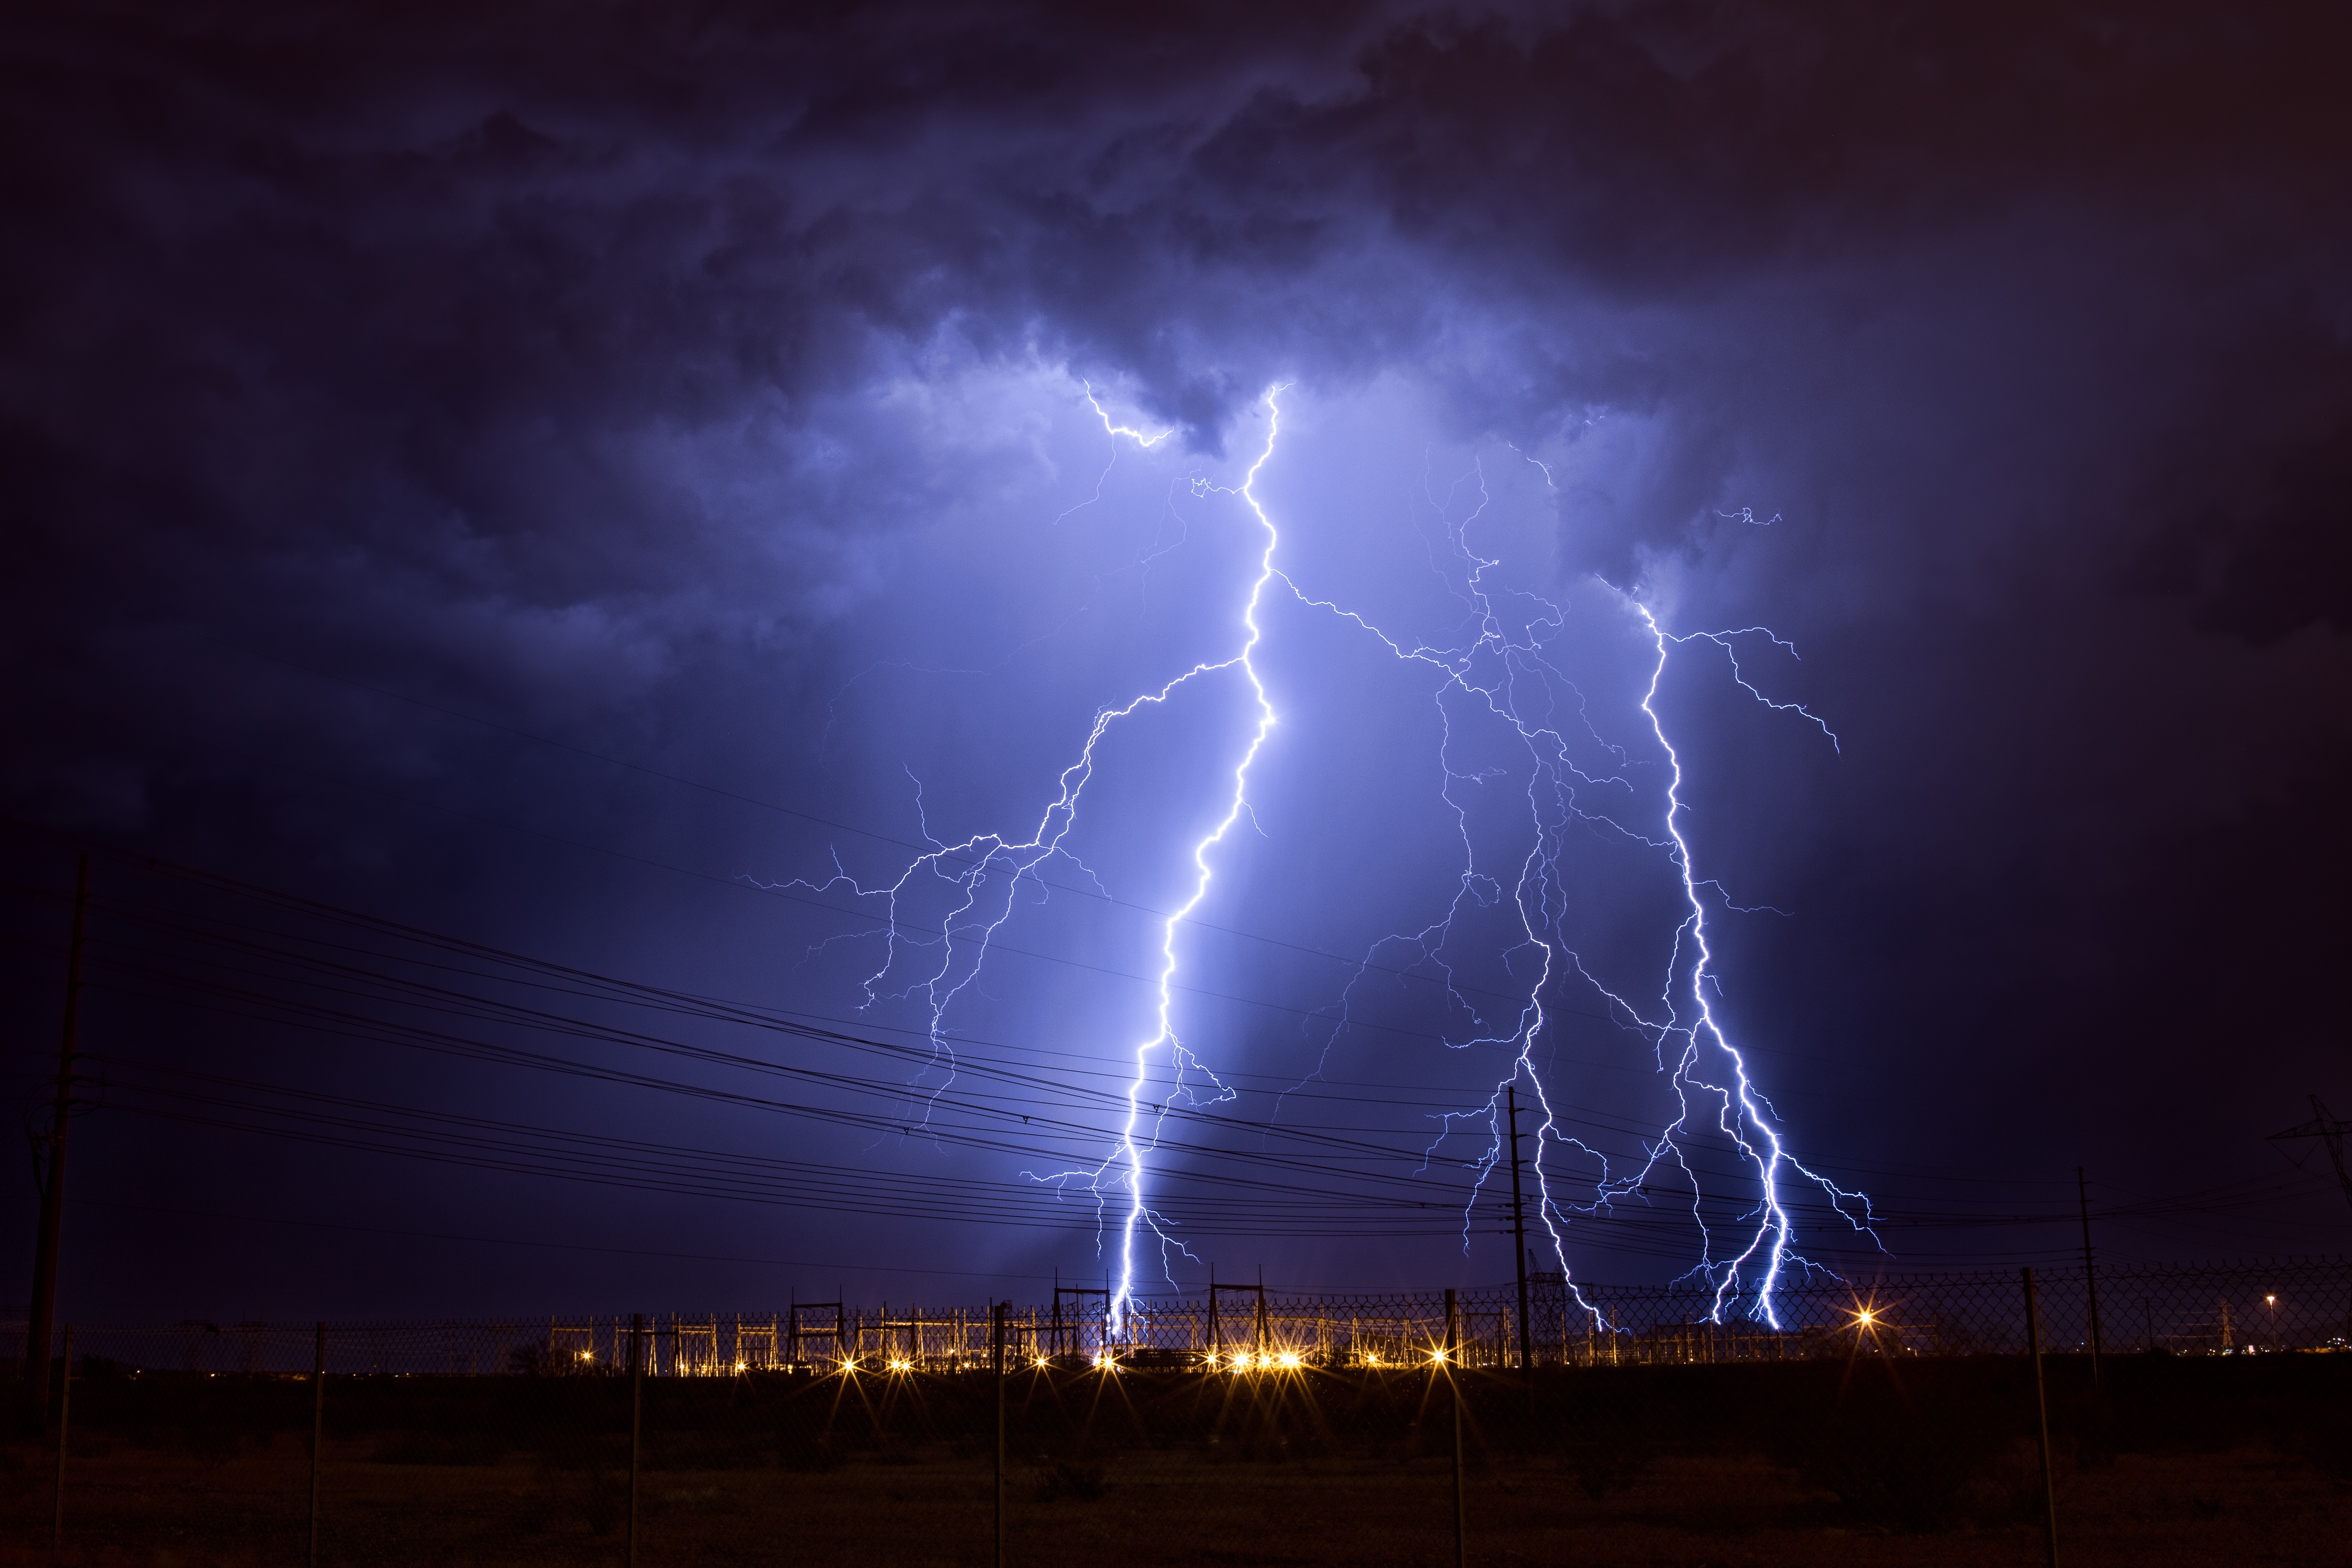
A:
802,381,1872,1336
1094,390,1287,1331
1621,603,1880,1323
792,384,1285,1335
1280,452,1877,1327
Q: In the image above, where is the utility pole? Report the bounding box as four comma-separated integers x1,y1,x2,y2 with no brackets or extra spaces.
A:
25,855,90,1415
52,1323,72,1551
1507,1086,1532,1389
2076,1168,2103,1387
2022,1267,2059,1568
2268,1096,2352,1218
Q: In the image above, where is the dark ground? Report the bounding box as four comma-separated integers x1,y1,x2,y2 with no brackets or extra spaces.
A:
1,1355,2343,1564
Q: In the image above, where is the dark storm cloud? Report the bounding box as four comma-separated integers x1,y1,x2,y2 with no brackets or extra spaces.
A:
8,0,2339,641
2,0,2346,1307
11,0,2335,850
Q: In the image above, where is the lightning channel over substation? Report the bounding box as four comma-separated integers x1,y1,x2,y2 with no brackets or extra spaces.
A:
800,383,1873,1333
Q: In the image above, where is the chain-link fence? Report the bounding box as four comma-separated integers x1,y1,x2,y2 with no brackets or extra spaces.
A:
13,1256,2340,1382
0,1257,2344,1563
1560,1255,2352,1362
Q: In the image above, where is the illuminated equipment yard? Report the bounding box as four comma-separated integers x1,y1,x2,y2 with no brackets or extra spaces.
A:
37,1257,2348,1383
36,1258,2342,1568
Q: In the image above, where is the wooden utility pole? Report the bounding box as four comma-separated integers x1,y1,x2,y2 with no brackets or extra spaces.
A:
2076,1168,2104,1387
25,856,89,1414
2022,1268,2060,1568
1507,1086,1532,1386
52,1323,72,1551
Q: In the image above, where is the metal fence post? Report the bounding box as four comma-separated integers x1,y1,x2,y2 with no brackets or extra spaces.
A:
1507,1085,1533,1391
2022,1267,2059,1568
52,1322,73,1550
629,1312,644,1568
993,1300,1006,1568
1446,1288,1465,1568
24,858,87,1424
309,1322,326,1568
2077,1168,2104,1387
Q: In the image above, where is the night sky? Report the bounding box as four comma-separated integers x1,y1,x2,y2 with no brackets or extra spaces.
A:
3,1,2346,1325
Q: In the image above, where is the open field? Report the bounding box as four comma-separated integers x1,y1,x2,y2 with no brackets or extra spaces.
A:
0,1356,2343,1564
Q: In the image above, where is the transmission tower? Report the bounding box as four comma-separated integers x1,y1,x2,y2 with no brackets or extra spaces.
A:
2268,1095,2352,1218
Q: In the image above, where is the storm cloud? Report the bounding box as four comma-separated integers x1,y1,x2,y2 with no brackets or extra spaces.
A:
3,0,2345,1313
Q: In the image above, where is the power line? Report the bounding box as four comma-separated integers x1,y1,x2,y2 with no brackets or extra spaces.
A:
206,636,1802,1052
4,834,2334,1263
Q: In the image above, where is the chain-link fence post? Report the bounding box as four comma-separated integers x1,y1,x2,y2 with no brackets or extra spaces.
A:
309,1322,325,1568
2022,1267,2059,1568
2078,1170,2105,1387
1445,1288,1464,1568
52,1322,73,1551
992,1300,1006,1568
628,1312,644,1568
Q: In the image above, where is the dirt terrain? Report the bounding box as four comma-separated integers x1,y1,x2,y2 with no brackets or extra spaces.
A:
0,1356,2340,1564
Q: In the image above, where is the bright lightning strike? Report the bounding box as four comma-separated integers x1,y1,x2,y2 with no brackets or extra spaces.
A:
1278,454,1875,1327
1623,602,1879,1322
797,380,1872,1335
1092,389,1288,1330
791,384,1287,1335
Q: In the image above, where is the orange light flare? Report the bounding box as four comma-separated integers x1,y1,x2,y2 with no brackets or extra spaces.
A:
1846,1292,1899,1344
